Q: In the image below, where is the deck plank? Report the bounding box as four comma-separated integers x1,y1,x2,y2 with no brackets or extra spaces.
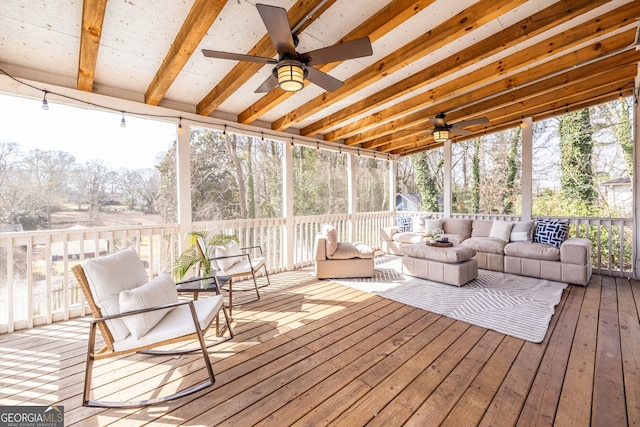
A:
592,275,627,426
616,278,640,424
0,268,638,427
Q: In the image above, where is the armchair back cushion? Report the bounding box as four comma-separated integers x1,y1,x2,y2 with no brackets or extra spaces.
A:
322,224,339,256
119,272,178,339
82,247,149,341
216,241,243,271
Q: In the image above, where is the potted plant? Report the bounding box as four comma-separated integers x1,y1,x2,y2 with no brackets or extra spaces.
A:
172,228,238,280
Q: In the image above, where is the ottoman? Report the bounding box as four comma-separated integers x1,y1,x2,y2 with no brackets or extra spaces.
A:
401,243,478,286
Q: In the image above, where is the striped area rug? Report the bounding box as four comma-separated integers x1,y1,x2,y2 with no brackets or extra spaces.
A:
334,256,568,343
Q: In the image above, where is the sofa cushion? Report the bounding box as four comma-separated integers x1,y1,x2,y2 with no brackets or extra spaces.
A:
489,220,513,242
392,232,426,244
472,220,493,237
322,224,338,256
396,216,413,232
534,219,568,248
403,244,476,263
443,219,472,238
442,234,468,246
504,242,560,261
510,220,535,242
119,272,178,339
461,237,507,255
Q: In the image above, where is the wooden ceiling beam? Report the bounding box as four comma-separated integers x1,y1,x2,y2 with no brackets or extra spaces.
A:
389,76,634,156
77,0,108,92
196,0,331,117
322,3,640,142
271,0,527,131
369,59,636,153
352,32,638,148
145,0,227,106
292,0,612,135
237,0,438,125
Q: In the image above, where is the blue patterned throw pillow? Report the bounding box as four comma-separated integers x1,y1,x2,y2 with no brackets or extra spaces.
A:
396,216,413,233
534,219,568,248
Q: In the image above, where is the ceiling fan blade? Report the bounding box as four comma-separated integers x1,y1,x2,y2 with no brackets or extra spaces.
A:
299,37,373,66
202,49,276,64
305,66,343,92
256,4,296,58
429,117,446,127
449,127,472,136
453,117,490,128
254,74,279,93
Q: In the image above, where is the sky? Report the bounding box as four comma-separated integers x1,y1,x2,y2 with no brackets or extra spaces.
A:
0,93,178,170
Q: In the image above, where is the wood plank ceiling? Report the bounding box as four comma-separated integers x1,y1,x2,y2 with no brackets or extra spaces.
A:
1,0,638,157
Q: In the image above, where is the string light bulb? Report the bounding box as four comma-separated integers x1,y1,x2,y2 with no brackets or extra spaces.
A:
178,117,183,134
223,124,226,136
41,90,49,110
120,111,126,128
261,132,264,142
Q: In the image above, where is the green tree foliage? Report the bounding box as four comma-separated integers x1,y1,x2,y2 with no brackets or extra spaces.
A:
471,139,481,213
503,126,520,214
356,156,389,212
413,150,443,212
558,108,597,215
293,146,347,215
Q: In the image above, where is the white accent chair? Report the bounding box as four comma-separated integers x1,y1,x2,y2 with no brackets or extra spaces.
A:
197,239,271,302
71,247,232,408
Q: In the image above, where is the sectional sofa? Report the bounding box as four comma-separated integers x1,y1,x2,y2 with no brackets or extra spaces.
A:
381,217,592,286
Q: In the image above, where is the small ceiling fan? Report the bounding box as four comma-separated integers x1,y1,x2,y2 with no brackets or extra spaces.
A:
202,3,373,93
429,113,489,142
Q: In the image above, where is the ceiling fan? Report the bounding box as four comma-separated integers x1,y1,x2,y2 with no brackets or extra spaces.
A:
202,3,373,93
429,113,490,142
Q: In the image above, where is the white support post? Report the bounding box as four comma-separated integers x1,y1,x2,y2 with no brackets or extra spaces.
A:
389,157,397,222
521,117,533,221
347,153,356,241
633,71,640,279
444,140,452,218
283,141,295,271
176,122,192,253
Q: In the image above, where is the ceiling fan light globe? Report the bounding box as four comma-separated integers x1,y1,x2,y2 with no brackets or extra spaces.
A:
433,129,449,142
277,62,305,92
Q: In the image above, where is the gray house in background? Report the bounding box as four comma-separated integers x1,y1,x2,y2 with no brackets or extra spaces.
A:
600,177,632,217
396,193,421,211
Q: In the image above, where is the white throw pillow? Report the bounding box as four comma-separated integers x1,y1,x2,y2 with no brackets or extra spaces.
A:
119,272,178,340
412,216,431,233
489,220,514,242
216,241,243,271
423,218,443,234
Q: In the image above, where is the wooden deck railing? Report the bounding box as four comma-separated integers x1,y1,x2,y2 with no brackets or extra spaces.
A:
0,212,632,333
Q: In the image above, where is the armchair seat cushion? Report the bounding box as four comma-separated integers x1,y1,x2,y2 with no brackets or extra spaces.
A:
113,296,224,352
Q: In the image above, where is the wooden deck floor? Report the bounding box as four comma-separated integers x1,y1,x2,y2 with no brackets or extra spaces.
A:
1,268,639,426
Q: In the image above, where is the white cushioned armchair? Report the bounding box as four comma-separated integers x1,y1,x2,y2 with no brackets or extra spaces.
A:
314,224,375,279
